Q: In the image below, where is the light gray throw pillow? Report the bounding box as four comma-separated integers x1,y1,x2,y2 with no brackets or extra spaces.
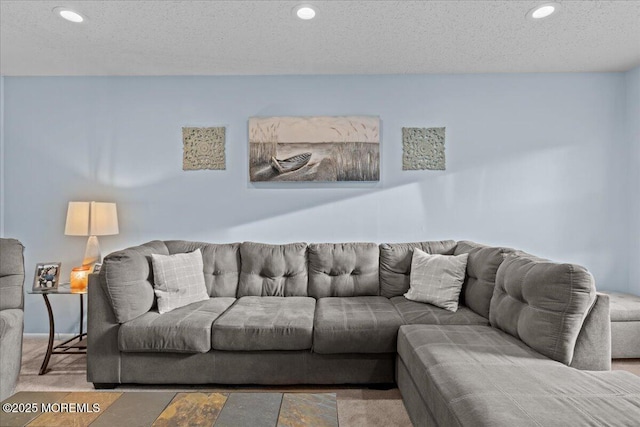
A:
151,249,209,314
405,249,469,312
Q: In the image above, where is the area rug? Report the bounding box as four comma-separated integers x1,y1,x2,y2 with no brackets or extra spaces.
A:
1,391,339,427
13,338,413,427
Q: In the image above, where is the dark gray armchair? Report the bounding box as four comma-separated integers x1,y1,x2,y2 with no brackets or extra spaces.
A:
0,238,25,401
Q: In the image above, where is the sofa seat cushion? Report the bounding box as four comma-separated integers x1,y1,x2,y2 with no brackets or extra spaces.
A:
118,297,235,353
313,296,403,354
397,324,640,427
390,297,489,326
212,296,315,351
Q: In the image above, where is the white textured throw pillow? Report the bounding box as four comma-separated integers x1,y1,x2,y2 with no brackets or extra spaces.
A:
405,249,469,312
151,249,209,314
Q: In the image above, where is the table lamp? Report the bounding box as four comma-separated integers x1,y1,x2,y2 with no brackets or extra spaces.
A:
65,201,119,266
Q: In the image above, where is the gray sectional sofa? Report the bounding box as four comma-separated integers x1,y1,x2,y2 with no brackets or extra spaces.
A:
87,239,640,426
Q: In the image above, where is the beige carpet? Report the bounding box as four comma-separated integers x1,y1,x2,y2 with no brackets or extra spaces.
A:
15,338,413,427
612,358,640,376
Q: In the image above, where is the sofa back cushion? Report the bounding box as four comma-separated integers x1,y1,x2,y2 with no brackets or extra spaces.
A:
0,238,25,311
379,240,456,298
454,241,513,319
102,240,169,323
308,243,379,298
165,240,240,297
238,242,308,297
490,253,596,365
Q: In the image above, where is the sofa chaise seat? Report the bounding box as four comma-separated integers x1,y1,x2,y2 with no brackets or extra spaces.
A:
397,324,640,426
603,291,640,358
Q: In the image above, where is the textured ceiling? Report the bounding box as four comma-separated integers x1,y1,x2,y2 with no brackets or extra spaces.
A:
1,0,639,76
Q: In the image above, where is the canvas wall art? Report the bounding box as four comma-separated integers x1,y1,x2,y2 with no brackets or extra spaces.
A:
182,127,226,170
402,127,446,170
249,116,380,182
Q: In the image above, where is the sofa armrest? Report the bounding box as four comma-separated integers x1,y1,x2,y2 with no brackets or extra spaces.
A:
570,293,611,371
0,238,25,311
102,240,168,323
87,273,121,384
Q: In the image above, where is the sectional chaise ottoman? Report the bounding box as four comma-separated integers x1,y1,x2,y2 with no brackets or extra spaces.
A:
87,239,640,426
604,292,640,359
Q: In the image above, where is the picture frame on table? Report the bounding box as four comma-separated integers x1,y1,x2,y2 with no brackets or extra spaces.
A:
33,262,62,291
92,263,102,274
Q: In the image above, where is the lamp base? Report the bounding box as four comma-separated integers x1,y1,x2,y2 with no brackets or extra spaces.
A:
82,235,101,266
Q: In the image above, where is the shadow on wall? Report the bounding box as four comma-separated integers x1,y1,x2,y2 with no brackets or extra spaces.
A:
6,73,631,335
86,135,599,236
18,139,622,335
63,133,615,255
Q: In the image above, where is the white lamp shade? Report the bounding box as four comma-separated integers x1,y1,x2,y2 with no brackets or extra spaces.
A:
65,201,119,236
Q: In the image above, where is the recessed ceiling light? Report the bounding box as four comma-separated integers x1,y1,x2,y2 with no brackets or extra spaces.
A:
294,4,316,20
527,3,560,20
53,7,85,23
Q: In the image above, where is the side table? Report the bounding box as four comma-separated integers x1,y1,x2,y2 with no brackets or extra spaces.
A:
28,283,87,375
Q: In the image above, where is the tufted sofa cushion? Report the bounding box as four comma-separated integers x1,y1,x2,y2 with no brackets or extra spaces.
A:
238,242,308,297
379,240,457,298
490,253,596,365
165,240,240,297
103,240,169,323
454,241,513,319
308,243,379,298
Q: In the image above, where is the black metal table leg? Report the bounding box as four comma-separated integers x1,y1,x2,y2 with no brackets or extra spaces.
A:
38,293,87,375
39,294,55,375
79,294,84,338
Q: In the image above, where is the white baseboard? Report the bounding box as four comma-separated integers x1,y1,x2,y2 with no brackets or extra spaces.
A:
23,332,80,340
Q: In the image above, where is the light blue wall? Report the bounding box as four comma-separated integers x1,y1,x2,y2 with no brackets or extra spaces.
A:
1,73,631,333
626,66,640,295
1,76,5,237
